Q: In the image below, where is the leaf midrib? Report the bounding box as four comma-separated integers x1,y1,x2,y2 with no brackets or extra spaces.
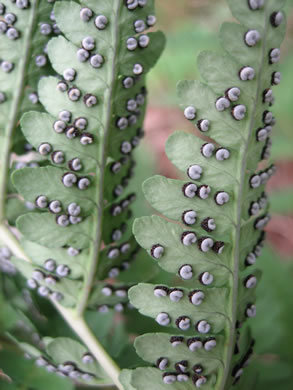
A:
76,0,123,315
218,7,270,390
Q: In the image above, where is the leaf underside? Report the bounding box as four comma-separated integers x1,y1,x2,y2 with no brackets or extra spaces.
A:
11,0,165,305
3,0,165,385
127,0,286,389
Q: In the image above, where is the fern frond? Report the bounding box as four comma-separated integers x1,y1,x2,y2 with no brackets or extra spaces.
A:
11,0,164,311
128,1,286,389
2,0,164,386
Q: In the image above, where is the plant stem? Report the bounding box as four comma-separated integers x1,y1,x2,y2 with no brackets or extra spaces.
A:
0,224,31,262
76,0,122,315
0,0,39,222
218,5,270,390
53,302,124,390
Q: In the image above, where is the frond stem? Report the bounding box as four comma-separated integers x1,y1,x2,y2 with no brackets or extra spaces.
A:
218,5,270,390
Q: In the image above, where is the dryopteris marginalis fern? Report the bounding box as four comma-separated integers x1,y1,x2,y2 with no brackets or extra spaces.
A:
0,0,165,388
126,0,286,389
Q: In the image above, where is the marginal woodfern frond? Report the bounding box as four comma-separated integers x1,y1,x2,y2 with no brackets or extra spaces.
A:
11,0,164,307
126,1,286,389
4,0,164,385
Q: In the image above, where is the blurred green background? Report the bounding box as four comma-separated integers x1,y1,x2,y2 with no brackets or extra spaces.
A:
1,1,293,389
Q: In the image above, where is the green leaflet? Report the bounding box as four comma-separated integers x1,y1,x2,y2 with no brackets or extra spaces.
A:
46,337,110,382
11,257,81,307
120,370,137,390
21,239,86,279
133,216,232,286
128,0,287,389
12,166,95,211
129,284,228,334
134,333,223,372
17,213,92,248
16,337,113,386
19,113,99,172
0,349,74,390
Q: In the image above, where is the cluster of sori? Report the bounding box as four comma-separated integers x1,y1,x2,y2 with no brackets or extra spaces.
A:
76,32,104,69
250,165,276,189
245,232,265,267
26,263,68,301
53,109,87,138
35,7,62,69
32,352,97,382
153,288,214,334
35,194,83,228
110,193,136,217
154,335,218,386
56,72,98,107
230,337,255,386
23,244,81,303
159,362,207,385
106,241,140,280
109,158,137,199
101,284,128,298
125,0,153,12
249,192,268,216
107,241,132,260
182,182,230,206
151,243,222,286
0,246,16,274
0,0,61,107
114,88,147,156
38,114,94,198
185,86,246,125
248,160,276,234
154,286,204,307
0,1,24,43
97,301,131,314
107,192,136,241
